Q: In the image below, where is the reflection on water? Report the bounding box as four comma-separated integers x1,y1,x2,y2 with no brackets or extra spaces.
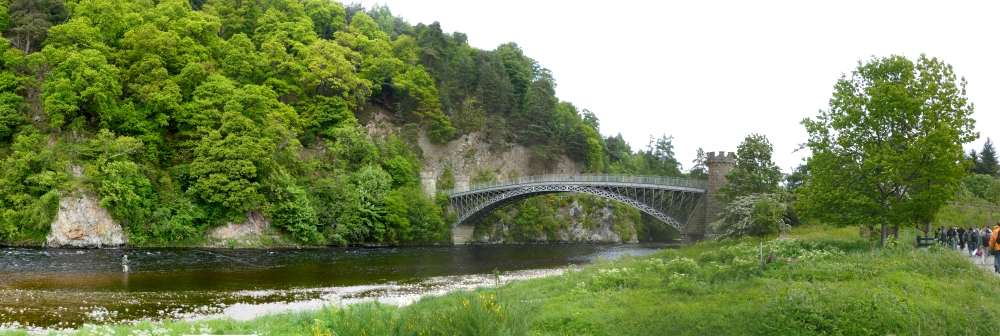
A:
0,243,675,327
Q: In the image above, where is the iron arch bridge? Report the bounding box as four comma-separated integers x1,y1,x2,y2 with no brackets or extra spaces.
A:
446,174,707,231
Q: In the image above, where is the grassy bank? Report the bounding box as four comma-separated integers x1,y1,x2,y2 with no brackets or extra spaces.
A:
5,225,1000,335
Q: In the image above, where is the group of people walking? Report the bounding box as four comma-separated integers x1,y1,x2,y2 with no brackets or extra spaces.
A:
936,224,1000,273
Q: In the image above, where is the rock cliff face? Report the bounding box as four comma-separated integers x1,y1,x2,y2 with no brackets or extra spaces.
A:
46,193,128,248
205,211,274,247
358,105,584,184
472,199,639,244
418,132,583,183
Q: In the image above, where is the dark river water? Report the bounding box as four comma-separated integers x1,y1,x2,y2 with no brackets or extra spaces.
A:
0,243,674,328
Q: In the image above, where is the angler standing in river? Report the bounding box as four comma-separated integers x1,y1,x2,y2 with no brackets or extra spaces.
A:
122,254,130,273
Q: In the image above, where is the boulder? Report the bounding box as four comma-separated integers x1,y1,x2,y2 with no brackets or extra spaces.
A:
46,193,127,248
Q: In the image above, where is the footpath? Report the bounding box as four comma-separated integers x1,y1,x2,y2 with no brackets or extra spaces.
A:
958,246,999,275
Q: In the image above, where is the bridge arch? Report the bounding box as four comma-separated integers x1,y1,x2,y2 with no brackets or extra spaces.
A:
447,174,707,232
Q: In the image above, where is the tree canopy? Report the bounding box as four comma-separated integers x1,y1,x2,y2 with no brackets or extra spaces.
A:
717,133,783,202
0,0,698,245
797,54,977,247
974,137,999,177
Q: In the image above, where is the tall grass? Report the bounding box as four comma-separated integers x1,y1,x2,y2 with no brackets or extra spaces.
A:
518,225,1000,335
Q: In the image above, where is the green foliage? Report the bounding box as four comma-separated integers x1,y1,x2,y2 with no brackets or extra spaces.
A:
933,175,1000,229
0,93,23,142
0,4,9,32
962,174,1000,204
718,133,783,202
98,161,153,227
934,202,1000,230
306,164,395,243
437,165,454,190
6,0,67,53
688,148,708,180
0,129,65,241
0,0,637,246
451,96,486,134
269,182,322,244
640,134,683,177
975,137,999,176
471,169,495,184
384,186,448,243
601,133,694,179
784,163,809,192
0,39,26,131
188,111,273,222
798,54,976,247
475,193,654,243
40,48,122,129
710,194,788,239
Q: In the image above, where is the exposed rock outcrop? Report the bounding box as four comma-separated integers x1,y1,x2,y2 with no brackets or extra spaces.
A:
205,211,272,247
419,132,583,183
46,193,128,248
356,104,584,183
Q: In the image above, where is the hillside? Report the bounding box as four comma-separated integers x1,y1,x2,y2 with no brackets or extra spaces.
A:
0,0,693,246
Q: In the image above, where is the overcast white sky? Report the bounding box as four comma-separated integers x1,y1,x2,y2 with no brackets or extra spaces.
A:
360,0,999,173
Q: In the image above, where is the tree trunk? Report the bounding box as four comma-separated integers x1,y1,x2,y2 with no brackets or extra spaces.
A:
880,215,888,248
926,220,932,238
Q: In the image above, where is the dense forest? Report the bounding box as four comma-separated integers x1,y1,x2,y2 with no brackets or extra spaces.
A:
0,0,695,245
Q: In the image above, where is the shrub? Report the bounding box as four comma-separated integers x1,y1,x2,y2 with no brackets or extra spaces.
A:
710,193,788,239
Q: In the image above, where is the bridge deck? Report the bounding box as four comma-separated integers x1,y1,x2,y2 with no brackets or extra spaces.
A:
445,174,707,196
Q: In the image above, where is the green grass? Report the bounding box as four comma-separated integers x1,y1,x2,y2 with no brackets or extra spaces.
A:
6,225,1000,335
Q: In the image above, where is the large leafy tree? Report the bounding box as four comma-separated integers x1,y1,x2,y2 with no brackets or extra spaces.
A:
187,110,274,222
40,48,122,130
717,133,783,201
798,54,976,247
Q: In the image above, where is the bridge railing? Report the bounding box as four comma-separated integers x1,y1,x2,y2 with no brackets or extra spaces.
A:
444,174,707,195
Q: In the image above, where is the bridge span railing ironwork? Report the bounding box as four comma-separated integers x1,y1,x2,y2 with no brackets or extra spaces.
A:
445,174,708,196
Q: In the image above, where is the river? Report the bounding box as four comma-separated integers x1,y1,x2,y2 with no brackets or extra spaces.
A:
0,243,674,328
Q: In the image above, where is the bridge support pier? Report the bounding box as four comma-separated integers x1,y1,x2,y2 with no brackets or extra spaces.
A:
452,225,474,244
682,151,734,243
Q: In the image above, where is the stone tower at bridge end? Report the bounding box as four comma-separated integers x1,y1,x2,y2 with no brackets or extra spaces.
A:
682,150,735,242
